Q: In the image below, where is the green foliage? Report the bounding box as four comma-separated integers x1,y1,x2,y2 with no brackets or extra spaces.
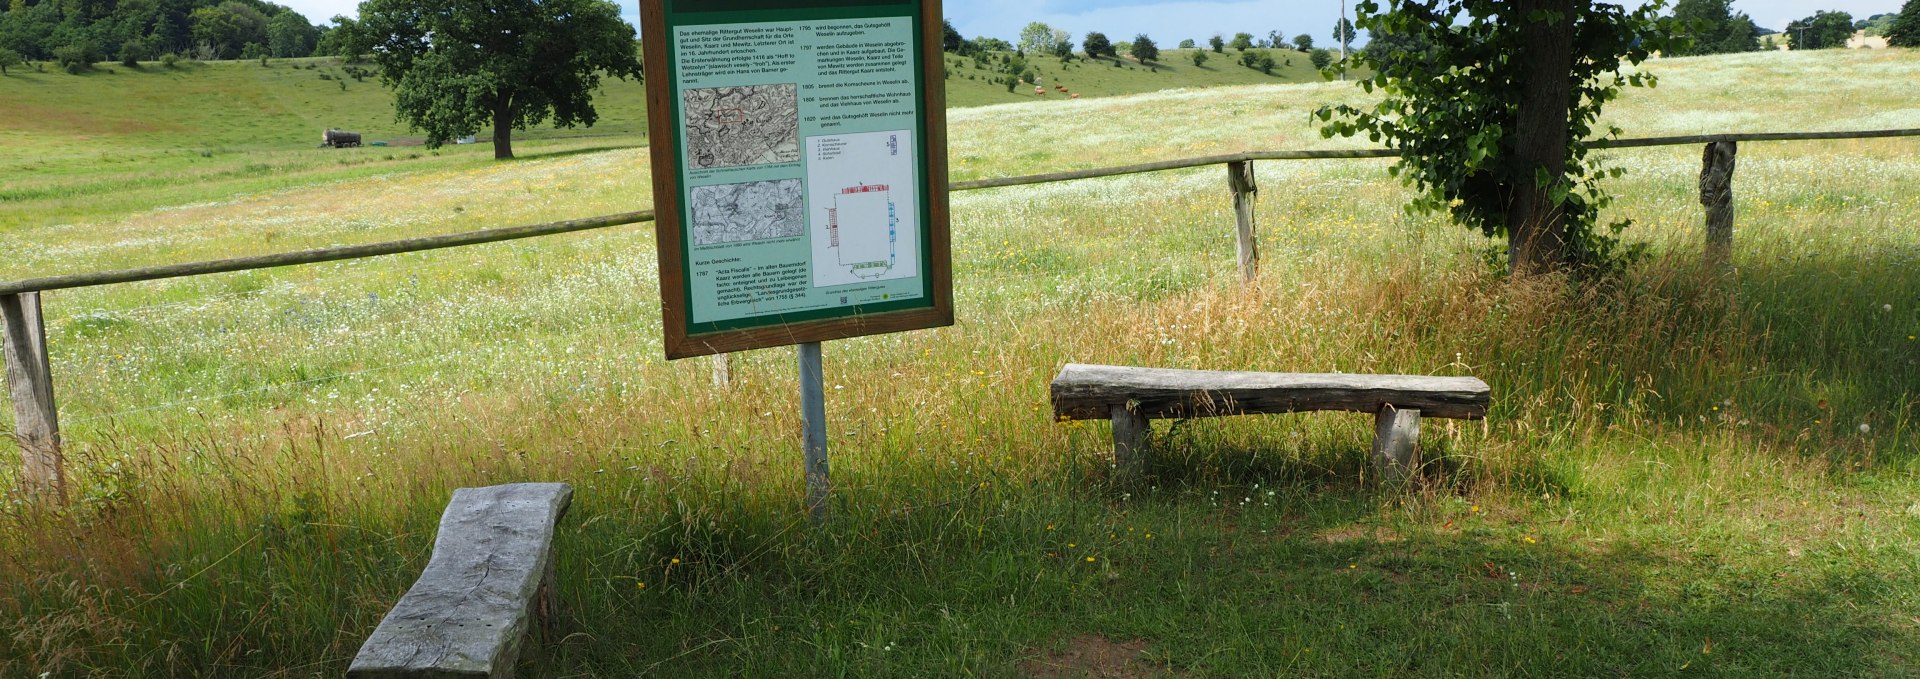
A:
1787,11,1854,50
359,0,641,159
1178,38,1196,48
1887,0,1920,47
159,51,180,67
0,46,22,75
1081,31,1112,58
1190,49,1208,67
1292,33,1314,51
1018,22,1069,57
52,42,99,74
1229,31,1254,50
1670,0,1760,54
190,2,269,60
1318,0,1674,271
1209,34,1224,52
313,15,368,61
1237,47,1273,74
118,38,148,66
942,19,964,52
1129,33,1158,63
1309,47,1332,69
266,12,318,58
1003,74,1017,91
238,41,265,62
1332,17,1357,50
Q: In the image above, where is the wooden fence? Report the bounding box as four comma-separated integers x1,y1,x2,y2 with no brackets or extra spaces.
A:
5,128,1919,499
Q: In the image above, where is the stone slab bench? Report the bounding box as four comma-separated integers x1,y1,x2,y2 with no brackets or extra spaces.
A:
348,482,573,679
1050,363,1491,480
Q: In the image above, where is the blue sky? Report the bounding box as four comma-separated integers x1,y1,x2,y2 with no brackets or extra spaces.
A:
283,1,1908,45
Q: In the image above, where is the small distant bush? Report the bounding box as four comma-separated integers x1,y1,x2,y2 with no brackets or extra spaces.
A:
119,41,150,67
160,52,181,68
1178,38,1196,49
0,47,22,75
1191,50,1208,67
1003,76,1016,92
52,43,100,74
1309,48,1332,70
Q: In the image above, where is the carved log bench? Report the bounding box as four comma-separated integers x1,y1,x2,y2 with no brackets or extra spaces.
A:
1050,364,1491,480
348,482,573,679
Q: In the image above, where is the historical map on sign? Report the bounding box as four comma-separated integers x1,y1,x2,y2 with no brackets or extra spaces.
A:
682,84,801,169
689,179,805,245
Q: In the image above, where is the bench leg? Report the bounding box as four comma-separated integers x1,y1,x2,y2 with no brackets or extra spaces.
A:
1372,406,1421,483
1111,403,1147,480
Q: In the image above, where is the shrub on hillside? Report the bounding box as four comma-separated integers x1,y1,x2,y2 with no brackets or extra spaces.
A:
0,47,22,76
52,43,100,74
160,52,182,68
119,40,150,67
1310,48,1333,70
1191,50,1208,67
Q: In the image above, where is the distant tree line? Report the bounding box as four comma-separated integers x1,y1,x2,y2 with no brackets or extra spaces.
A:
0,0,352,66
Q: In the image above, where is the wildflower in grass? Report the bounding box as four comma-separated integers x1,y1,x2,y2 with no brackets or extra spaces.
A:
1524,536,1537,544
1859,423,1870,434
1085,556,1095,563
636,581,646,590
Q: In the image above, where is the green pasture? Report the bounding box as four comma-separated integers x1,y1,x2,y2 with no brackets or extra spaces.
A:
1,48,1919,677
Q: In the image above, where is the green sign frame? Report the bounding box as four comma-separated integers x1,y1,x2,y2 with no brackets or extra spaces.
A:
642,0,953,359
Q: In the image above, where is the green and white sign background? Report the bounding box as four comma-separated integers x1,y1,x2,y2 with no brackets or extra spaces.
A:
659,2,936,334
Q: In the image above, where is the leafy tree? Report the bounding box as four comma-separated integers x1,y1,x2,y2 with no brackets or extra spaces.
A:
0,46,22,74
119,38,149,66
1237,47,1274,73
359,0,641,160
190,2,269,60
1129,33,1158,62
1081,31,1112,58
1190,49,1208,66
1318,0,1675,274
1018,22,1065,56
1332,17,1357,52
1885,0,1920,47
1178,38,1195,48
1292,33,1314,51
314,15,368,60
52,42,99,73
1266,30,1284,47
973,36,1011,52
1670,0,1758,55
942,19,964,52
266,12,318,58
1786,11,1853,49
1229,32,1254,50
1309,47,1332,68
1209,34,1224,52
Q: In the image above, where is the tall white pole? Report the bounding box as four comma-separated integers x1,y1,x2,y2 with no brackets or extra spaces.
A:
1339,0,1348,81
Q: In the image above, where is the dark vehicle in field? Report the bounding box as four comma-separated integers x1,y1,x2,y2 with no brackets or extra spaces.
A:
323,129,363,148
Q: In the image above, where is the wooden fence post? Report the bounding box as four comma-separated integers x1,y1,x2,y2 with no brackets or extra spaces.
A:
1227,160,1259,283
711,353,731,389
1699,141,1737,266
2,292,63,501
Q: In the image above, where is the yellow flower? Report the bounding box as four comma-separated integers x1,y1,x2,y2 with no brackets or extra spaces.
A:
670,558,680,564
1046,524,1055,531
1524,536,1537,544
1085,556,1096,563
636,581,646,590
1348,564,1356,569
1470,505,1480,513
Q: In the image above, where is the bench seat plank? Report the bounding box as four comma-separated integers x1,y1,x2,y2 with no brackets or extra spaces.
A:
1051,363,1490,421
349,482,573,679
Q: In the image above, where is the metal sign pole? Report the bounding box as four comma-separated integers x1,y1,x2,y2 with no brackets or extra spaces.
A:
798,341,829,524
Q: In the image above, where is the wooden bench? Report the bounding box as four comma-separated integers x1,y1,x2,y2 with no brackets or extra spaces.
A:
1050,364,1491,480
348,482,573,679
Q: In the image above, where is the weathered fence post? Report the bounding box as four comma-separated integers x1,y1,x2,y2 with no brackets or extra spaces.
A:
711,353,731,389
1227,160,1259,283
2,292,63,501
1699,141,1738,266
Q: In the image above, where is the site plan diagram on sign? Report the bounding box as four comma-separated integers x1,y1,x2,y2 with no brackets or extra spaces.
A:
683,84,801,169
806,129,918,288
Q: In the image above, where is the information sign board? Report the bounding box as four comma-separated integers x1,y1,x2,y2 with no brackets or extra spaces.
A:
642,0,952,359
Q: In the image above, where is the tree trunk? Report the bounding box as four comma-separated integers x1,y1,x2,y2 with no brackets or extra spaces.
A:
492,95,515,160
1507,0,1578,274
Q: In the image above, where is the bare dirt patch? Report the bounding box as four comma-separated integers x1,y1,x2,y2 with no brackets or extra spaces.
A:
1019,634,1171,679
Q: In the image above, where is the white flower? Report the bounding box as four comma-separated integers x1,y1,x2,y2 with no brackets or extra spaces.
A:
1884,304,1894,313
1859,423,1871,434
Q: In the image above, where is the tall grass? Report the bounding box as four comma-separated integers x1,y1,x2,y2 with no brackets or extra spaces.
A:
3,50,1920,676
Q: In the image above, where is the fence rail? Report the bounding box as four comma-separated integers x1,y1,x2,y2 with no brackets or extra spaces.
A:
6,126,1920,499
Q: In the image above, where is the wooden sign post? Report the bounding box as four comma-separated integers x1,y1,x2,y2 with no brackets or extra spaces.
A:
641,0,953,524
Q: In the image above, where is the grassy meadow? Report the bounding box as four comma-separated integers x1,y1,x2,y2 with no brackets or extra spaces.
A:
2,48,1920,676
